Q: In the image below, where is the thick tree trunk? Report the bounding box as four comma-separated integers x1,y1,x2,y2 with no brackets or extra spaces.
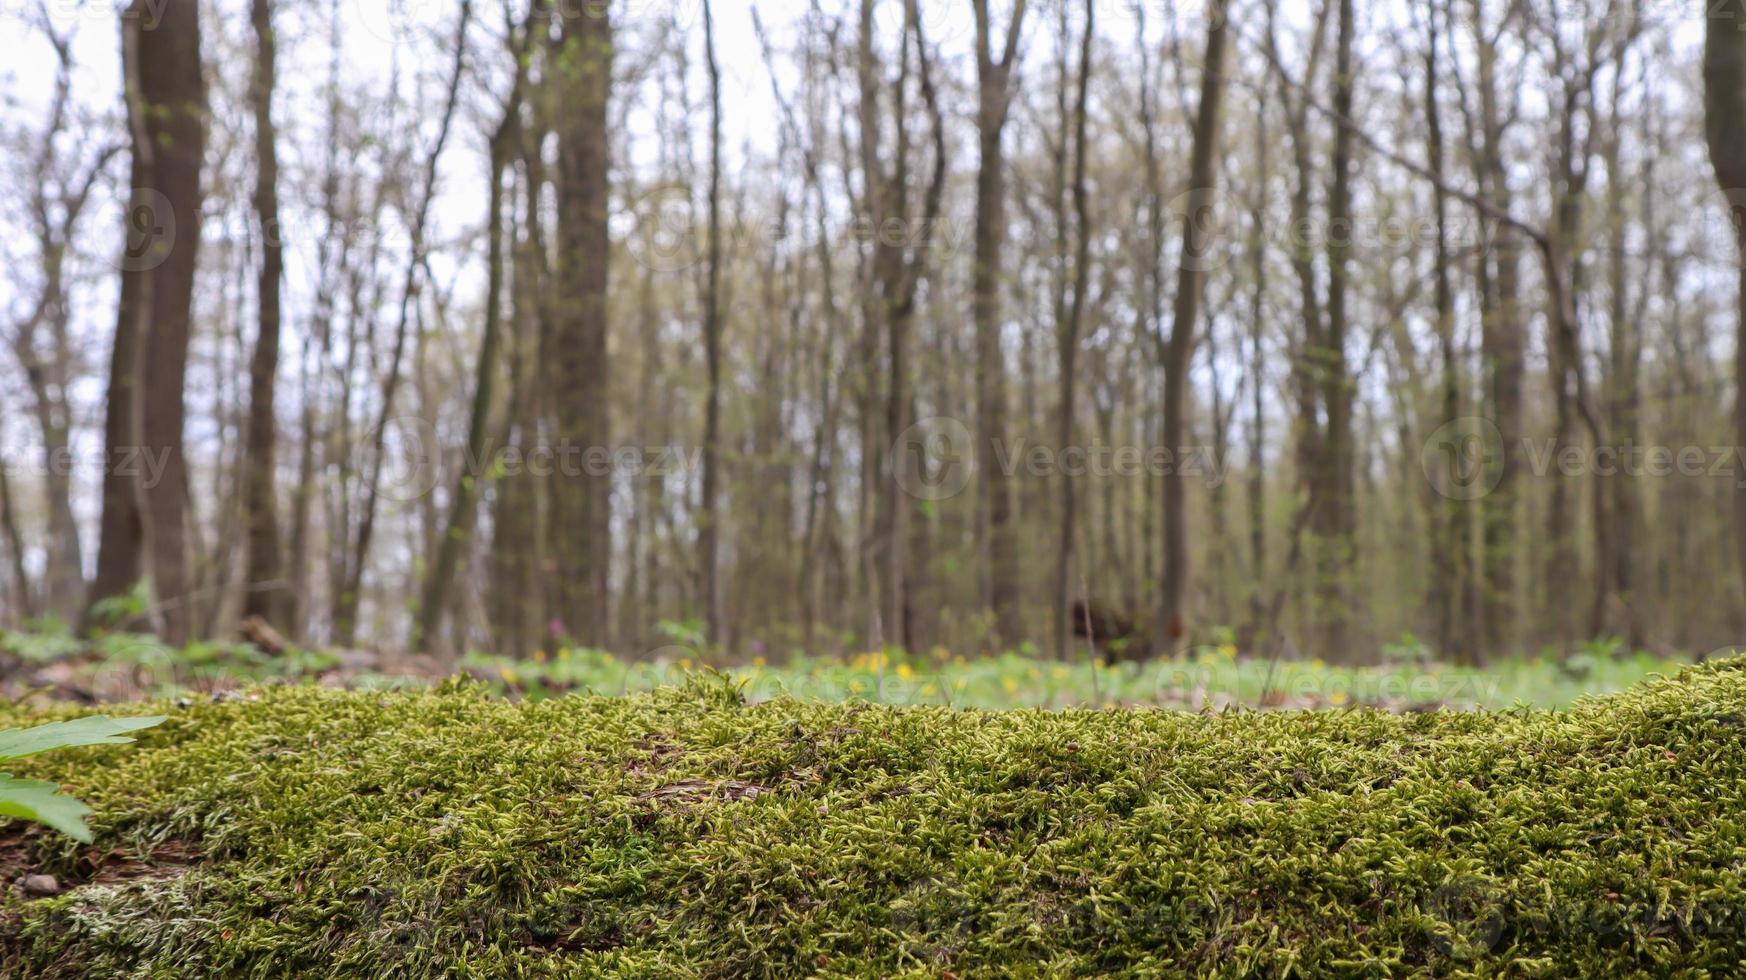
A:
132,0,207,645
552,1,614,647
1706,0,1746,609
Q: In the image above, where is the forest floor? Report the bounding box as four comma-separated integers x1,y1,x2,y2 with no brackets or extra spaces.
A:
0,624,1695,713
0,662,1743,975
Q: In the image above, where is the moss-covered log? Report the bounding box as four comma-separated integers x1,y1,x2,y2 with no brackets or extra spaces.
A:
3,662,1746,976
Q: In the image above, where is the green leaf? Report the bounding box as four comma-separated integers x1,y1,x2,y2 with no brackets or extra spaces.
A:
0,774,94,843
0,715,166,761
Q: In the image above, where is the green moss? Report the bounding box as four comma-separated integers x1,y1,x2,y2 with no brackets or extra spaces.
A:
0,664,1743,976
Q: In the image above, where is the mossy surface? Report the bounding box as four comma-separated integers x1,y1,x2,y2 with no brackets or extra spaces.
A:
0,662,1743,977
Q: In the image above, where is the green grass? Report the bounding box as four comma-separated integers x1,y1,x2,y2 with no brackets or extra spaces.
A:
1,624,1697,711
0,661,1744,975
466,645,1689,711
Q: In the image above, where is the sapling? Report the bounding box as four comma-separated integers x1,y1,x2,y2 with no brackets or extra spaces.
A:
0,715,164,842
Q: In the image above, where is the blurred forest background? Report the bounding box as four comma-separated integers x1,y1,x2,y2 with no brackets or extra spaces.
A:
2,0,1745,671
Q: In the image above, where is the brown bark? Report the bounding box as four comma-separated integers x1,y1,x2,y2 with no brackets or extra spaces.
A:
1244,88,1270,645
1052,0,1094,662
1157,0,1230,653
552,0,614,647
90,11,158,628
416,23,530,655
1468,0,1525,657
130,0,207,644
699,0,725,648
242,0,286,628
971,0,1028,652
1310,0,1356,659
1706,0,1746,608
0,452,30,621
858,0,946,653
1423,5,1469,664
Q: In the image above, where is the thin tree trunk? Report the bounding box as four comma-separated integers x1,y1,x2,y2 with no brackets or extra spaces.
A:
1472,0,1524,656
1311,0,1356,660
416,54,525,655
1423,6,1469,664
1052,0,1094,662
1157,0,1230,654
336,0,471,645
0,403,33,620
698,0,725,648
1244,86,1269,646
971,0,1028,652
242,0,287,628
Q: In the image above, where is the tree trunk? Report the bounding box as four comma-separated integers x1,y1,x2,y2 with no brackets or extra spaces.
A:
1052,0,1093,662
416,76,522,655
242,0,286,629
698,0,725,649
131,0,208,645
1310,0,1356,660
335,1,471,645
552,0,614,647
1157,0,1230,653
1423,6,1469,664
0,408,33,620
971,0,1028,653
1472,0,1524,657
1706,0,1746,608
1244,87,1270,646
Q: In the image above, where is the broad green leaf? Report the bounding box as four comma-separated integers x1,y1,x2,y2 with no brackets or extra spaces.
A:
0,774,94,843
0,715,166,761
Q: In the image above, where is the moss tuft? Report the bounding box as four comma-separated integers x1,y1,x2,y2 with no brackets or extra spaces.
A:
0,662,1744,976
